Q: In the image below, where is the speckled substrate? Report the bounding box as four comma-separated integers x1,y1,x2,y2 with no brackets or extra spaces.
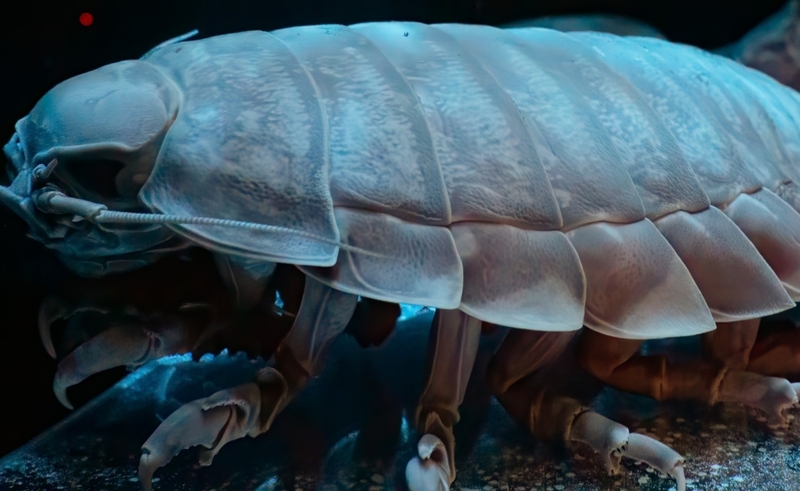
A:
2,312,799,490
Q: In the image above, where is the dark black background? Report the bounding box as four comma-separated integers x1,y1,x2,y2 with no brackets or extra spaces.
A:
0,0,790,457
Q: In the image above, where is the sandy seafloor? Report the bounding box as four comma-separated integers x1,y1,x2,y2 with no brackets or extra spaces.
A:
2,309,799,491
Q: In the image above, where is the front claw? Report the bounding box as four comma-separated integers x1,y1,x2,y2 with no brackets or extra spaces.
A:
407,411,455,491
623,433,685,491
38,295,108,359
138,382,262,491
38,296,71,358
569,411,628,475
406,434,451,491
53,310,209,409
717,371,799,427
53,320,156,410
569,411,686,491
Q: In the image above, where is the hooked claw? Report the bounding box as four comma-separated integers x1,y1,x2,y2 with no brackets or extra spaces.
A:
717,371,799,427
569,411,685,491
623,433,686,491
53,311,207,409
38,296,71,359
407,411,455,491
138,383,262,491
38,296,111,360
406,434,451,491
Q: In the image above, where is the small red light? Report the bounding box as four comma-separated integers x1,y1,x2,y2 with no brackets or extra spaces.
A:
79,12,93,27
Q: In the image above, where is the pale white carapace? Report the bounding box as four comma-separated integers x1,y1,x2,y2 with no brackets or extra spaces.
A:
4,24,799,342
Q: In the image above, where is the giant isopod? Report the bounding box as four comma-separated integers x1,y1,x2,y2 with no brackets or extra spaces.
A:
5,22,800,491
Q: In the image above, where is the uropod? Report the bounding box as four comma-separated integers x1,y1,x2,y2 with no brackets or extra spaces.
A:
6,22,800,491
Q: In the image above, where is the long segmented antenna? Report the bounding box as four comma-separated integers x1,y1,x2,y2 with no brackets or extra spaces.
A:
141,30,200,60
93,209,385,258
31,188,384,258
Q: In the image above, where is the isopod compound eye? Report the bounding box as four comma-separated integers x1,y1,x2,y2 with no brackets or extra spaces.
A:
56,158,126,204
13,60,181,209
0,59,187,269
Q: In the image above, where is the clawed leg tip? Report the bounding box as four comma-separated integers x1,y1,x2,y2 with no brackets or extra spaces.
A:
742,376,799,426
406,433,452,491
621,433,686,490
766,405,795,428
416,434,445,461
138,458,155,491
38,296,67,359
673,465,686,491
135,383,264,490
605,452,623,476
198,449,215,467
569,411,628,476
405,458,450,491
53,384,73,410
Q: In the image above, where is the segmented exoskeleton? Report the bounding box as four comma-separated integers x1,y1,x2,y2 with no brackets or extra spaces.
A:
6,22,800,491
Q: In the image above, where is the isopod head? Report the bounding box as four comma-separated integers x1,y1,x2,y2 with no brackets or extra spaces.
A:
1,60,186,276
3,31,343,278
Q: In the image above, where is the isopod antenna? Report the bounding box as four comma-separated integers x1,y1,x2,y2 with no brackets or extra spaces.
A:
30,187,384,257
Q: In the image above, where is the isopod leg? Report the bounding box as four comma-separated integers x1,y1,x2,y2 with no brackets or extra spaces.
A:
406,309,481,491
487,330,588,446
53,305,213,409
701,319,760,371
748,327,800,378
138,277,357,491
578,329,721,402
697,319,798,424
579,328,798,425
705,320,800,424
487,330,685,489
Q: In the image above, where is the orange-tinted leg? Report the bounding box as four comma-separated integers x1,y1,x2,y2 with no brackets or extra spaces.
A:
486,329,685,487
578,327,798,425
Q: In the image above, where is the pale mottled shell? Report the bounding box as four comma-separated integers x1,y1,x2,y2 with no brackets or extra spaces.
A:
567,219,714,339
273,25,451,225
725,189,800,300
353,22,562,229
441,25,646,230
573,33,762,207
507,28,708,220
654,206,793,321
143,32,339,265
133,24,800,338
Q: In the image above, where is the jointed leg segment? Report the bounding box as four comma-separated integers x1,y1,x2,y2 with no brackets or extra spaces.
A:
487,329,685,489
406,309,481,491
487,330,584,443
579,324,799,426
138,277,357,490
577,329,721,402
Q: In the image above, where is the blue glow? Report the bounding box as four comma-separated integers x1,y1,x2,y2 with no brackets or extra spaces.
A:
154,366,176,402
254,476,279,491
325,430,360,457
400,414,412,444
156,353,193,365
399,303,435,321
117,353,192,388
199,348,228,363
